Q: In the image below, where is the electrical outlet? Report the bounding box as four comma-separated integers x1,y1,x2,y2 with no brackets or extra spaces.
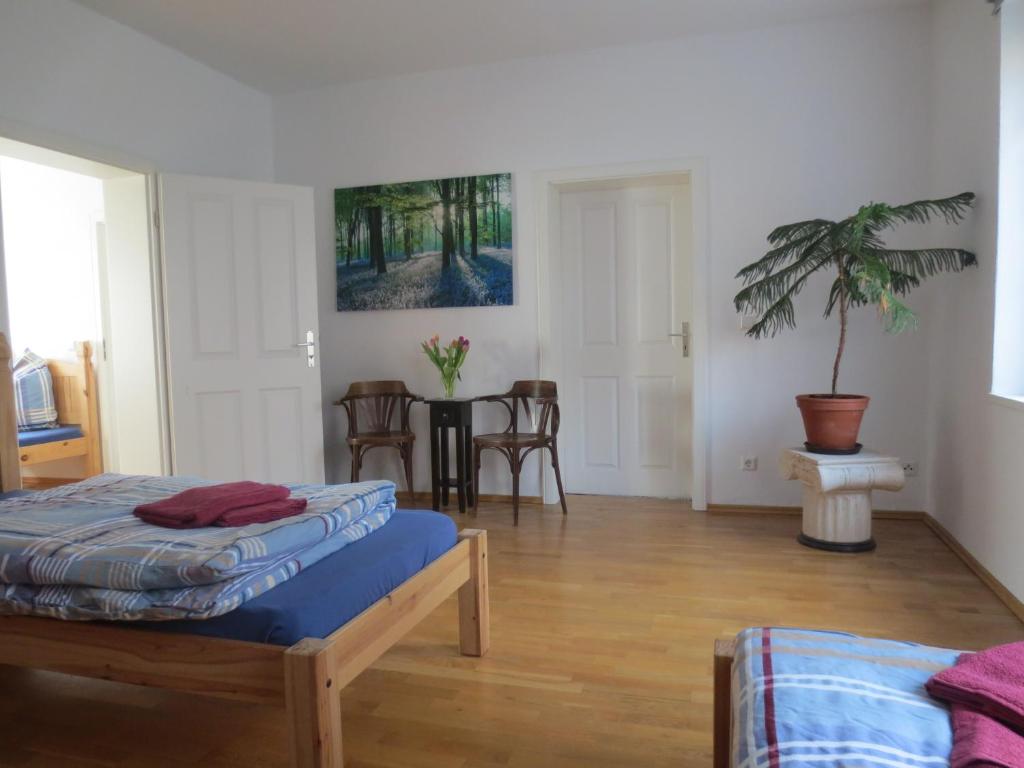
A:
903,461,918,477
741,455,758,471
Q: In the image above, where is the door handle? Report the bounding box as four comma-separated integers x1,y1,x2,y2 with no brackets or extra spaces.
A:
294,330,315,368
668,321,690,357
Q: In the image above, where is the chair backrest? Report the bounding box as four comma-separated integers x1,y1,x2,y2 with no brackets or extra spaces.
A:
336,380,419,435
504,380,558,437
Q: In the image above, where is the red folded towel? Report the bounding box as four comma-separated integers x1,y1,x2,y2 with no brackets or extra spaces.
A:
134,481,292,529
214,497,307,527
927,642,1024,730
949,704,1024,768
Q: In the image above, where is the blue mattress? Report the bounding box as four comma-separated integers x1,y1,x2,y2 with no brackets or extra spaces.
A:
146,510,458,645
17,424,83,447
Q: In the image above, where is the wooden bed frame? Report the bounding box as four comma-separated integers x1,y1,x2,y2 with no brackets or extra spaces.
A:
0,332,491,767
17,340,102,484
713,638,737,768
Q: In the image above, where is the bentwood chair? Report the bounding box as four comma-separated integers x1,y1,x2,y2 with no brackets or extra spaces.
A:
473,380,568,525
335,381,422,493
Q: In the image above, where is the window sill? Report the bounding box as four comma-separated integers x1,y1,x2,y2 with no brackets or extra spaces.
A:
988,393,1024,414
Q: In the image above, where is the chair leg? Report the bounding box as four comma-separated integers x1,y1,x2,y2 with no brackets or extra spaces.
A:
472,444,482,515
550,441,568,516
350,446,360,483
403,444,415,498
511,450,520,527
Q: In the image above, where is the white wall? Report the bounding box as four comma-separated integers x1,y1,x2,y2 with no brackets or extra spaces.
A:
275,6,937,506
0,157,103,358
926,0,1024,600
0,0,273,180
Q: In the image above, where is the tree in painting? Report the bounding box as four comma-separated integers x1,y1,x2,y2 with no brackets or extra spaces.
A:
335,173,513,311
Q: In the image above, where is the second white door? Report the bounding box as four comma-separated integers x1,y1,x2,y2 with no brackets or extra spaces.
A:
160,174,325,484
559,179,693,498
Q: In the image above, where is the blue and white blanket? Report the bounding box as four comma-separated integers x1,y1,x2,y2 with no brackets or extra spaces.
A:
732,627,959,768
0,474,395,621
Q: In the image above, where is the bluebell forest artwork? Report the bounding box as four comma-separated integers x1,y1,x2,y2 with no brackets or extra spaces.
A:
335,173,513,311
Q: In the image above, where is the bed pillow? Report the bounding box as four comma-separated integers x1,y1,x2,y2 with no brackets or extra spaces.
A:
13,349,58,430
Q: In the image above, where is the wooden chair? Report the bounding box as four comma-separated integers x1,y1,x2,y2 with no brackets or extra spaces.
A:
335,381,422,493
473,380,568,525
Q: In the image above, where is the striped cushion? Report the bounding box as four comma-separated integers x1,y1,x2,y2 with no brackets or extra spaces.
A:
13,350,58,430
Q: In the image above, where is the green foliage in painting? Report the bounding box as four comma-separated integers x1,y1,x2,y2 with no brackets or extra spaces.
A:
335,173,513,311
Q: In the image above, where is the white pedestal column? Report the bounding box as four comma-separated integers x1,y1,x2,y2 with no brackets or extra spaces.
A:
779,448,905,552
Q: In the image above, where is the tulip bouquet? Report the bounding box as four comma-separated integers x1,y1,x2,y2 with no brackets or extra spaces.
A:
421,335,470,398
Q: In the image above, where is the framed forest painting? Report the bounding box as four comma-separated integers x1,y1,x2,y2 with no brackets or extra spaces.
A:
335,173,513,311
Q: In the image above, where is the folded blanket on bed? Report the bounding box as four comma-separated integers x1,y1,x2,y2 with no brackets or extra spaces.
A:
732,627,960,768
133,480,293,528
0,474,395,620
927,641,1024,730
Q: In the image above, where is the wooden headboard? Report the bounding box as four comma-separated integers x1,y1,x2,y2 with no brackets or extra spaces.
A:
0,333,21,492
49,346,95,429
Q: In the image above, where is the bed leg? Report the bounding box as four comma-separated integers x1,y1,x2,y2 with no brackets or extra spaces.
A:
457,529,490,657
285,639,344,768
713,638,736,768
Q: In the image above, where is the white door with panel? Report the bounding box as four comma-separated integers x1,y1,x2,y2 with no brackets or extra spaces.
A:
559,181,692,498
160,174,325,483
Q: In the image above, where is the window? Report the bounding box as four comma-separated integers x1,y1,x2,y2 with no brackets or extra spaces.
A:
993,0,1024,399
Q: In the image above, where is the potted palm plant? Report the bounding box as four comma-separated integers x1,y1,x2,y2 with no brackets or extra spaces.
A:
734,193,977,453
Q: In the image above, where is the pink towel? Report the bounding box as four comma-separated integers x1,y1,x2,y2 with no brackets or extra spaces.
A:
949,704,1024,768
134,481,291,529
214,497,307,527
927,642,1024,730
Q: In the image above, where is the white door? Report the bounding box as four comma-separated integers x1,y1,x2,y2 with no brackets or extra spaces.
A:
101,175,167,476
160,174,325,483
559,180,692,498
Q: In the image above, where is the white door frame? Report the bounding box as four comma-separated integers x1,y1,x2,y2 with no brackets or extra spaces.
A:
0,118,172,475
533,158,710,510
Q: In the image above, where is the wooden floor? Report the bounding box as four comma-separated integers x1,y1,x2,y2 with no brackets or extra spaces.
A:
1,496,1021,767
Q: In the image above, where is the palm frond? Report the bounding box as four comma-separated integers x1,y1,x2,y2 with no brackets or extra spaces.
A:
766,218,834,246
866,247,977,278
887,268,921,296
734,246,835,318
741,253,836,338
847,193,975,240
736,225,832,283
746,295,796,339
885,192,975,226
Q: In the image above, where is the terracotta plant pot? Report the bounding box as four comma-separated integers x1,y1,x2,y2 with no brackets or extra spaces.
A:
795,394,869,454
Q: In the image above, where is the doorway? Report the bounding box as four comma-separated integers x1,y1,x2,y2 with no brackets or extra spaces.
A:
535,160,709,507
0,136,166,487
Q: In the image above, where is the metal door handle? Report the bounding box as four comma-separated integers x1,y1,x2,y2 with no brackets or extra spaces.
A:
295,330,315,367
668,321,690,357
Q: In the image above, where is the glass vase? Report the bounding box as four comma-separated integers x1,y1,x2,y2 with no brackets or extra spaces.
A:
441,371,457,399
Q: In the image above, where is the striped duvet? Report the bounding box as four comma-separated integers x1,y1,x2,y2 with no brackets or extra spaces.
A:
732,627,959,768
0,474,395,621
